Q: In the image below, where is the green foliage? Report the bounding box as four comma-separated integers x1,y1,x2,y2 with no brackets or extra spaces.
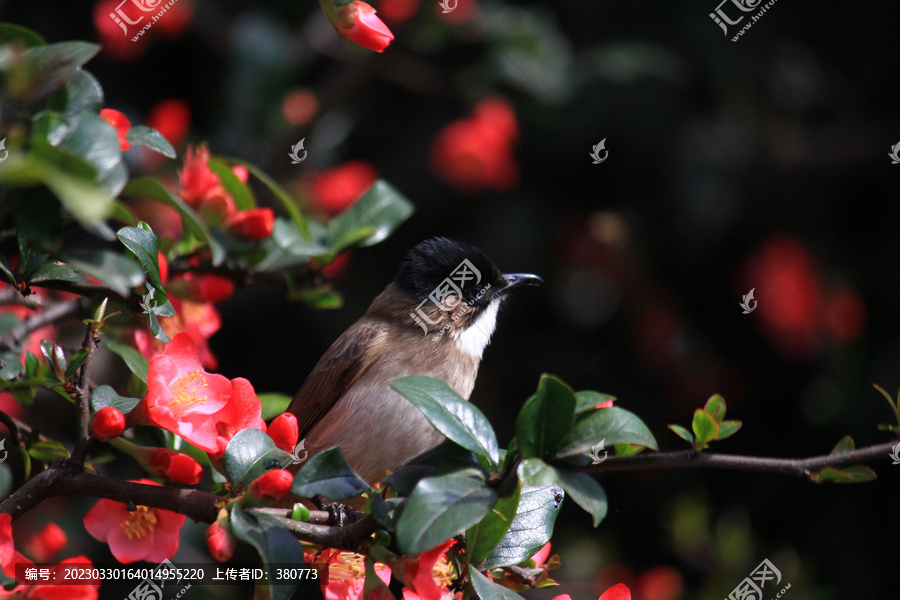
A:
668,394,742,453
290,447,370,500
223,428,292,489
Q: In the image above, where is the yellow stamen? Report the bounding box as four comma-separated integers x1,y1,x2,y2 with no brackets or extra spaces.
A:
119,505,158,541
168,370,209,411
328,552,366,580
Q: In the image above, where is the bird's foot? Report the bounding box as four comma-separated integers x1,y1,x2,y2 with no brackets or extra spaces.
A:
312,496,359,527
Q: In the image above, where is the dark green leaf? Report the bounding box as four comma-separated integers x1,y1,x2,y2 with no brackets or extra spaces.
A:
0,24,46,48
39,340,66,377
516,374,576,458
829,435,855,455
396,473,497,556
209,158,254,210
556,469,607,527
327,180,414,251
230,506,305,600
116,225,164,299
517,458,558,488
0,350,23,379
28,261,81,284
224,428,292,489
89,384,139,415
256,218,327,272
467,484,521,567
370,495,405,530
691,409,719,451
717,420,742,441
469,568,525,600
574,390,616,414
704,394,726,423
61,248,144,297
126,126,176,159
481,482,564,569
64,348,89,377
28,440,70,463
121,177,225,266
391,375,500,467
65,69,104,118
555,406,658,459
813,465,877,484
32,111,71,146
0,254,14,285
667,424,694,444
291,447,370,500
16,42,100,103
58,112,124,196
104,339,148,383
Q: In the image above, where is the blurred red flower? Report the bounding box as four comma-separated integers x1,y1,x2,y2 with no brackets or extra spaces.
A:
226,207,275,241
180,145,236,222
437,0,477,24
379,0,420,24
310,160,379,214
23,523,67,564
147,99,191,149
168,273,236,304
153,0,194,38
332,1,395,52
83,479,186,564
599,584,632,600
430,97,520,195
635,566,684,600
93,0,146,61
99,108,131,151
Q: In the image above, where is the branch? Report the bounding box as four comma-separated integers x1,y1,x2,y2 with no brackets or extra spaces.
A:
68,323,100,467
248,508,379,552
0,299,84,353
578,440,898,480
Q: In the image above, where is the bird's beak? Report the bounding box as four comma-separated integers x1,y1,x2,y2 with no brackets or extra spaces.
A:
499,273,543,294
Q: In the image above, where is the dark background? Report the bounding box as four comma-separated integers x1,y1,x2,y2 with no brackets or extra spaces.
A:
1,0,899,598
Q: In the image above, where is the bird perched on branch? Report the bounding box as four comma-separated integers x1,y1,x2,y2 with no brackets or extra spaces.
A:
285,237,541,486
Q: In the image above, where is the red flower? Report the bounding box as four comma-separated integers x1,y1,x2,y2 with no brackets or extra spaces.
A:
318,549,391,600
210,377,267,460
91,406,126,440
322,252,352,279
130,199,184,243
388,539,455,600
331,1,394,52
824,288,867,342
267,413,299,454
83,479,186,564
379,0,419,24
0,514,30,580
147,99,191,149
430,98,520,195
180,145,237,222
599,583,632,600
169,273,236,304
206,520,235,563
133,298,222,370
93,0,146,62
310,160,379,214
635,566,683,600
148,448,203,485
226,208,275,241
250,469,293,502
157,251,169,284
153,0,194,38
437,0,476,23
281,88,319,126
596,399,615,409
23,523,67,563
231,165,249,183
530,542,551,567
99,108,131,151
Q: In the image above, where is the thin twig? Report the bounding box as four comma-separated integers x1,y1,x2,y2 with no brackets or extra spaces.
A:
0,299,83,353
578,440,898,480
68,323,101,468
248,509,379,552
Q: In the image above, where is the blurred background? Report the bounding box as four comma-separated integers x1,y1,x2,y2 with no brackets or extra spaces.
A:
1,0,899,598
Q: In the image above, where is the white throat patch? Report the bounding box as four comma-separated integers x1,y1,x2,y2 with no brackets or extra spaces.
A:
454,299,500,358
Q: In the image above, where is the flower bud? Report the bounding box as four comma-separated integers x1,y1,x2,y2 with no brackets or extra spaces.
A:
267,413,299,454
206,520,236,563
226,208,275,241
149,448,202,485
91,407,126,440
331,1,394,52
249,469,293,502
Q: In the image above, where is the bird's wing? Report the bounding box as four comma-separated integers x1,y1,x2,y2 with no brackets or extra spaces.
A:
287,318,387,439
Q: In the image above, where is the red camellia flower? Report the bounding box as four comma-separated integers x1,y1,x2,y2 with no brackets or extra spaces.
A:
91,406,126,440
226,208,275,241
267,413,299,454
168,273,236,304
310,160,378,214
148,448,203,485
530,542,551,567
1,514,29,579
379,0,419,24
599,583,632,600
83,480,186,564
180,145,237,223
206,520,235,563
208,377,268,460
99,108,132,151
317,548,391,600
250,469,294,502
147,99,191,149
331,1,394,52
430,97,520,195
23,522,68,563
388,539,456,600
93,0,146,62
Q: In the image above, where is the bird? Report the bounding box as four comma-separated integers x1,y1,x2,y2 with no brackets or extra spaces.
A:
285,237,541,487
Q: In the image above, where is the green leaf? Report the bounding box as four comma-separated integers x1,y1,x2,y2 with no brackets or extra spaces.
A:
704,394,726,423
61,249,144,298
256,218,327,272
89,384,139,415
481,482,564,569
391,376,500,467
327,180,414,251
574,390,616,414
291,447,370,500
717,420,742,441
64,69,104,118
39,340,66,378
121,177,225,266
117,225,165,300
667,424,694,444
125,126,176,159
467,484,521,567
64,348,89,377
104,339,148,383
223,428,292,489
517,458,558,488
28,440,70,463
469,567,526,600
58,112,125,197
28,261,81,284
555,406,658,459
230,506,305,600
396,473,497,556
556,469,607,527
259,393,292,421
691,409,719,451
233,160,308,238
813,465,877,484
0,350,23,380
0,23,46,48
15,42,100,103
209,158,254,210
516,374,576,459
829,435,856,455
